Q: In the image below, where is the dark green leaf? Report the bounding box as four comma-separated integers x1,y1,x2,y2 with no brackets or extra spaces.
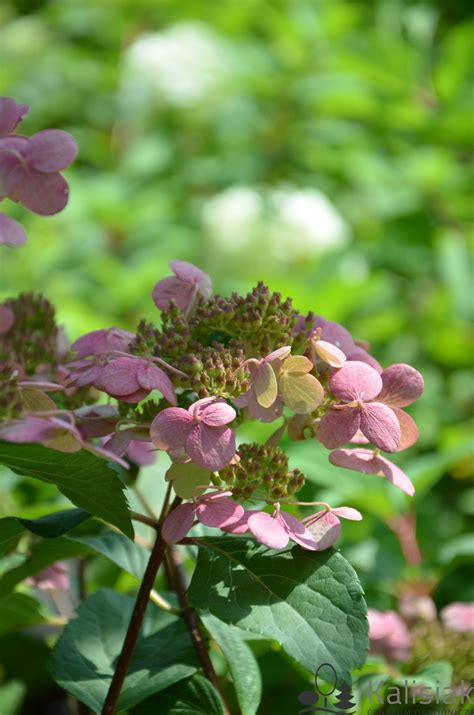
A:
49,589,197,712
0,519,23,556
202,613,261,715
131,674,226,715
188,537,368,683
0,593,46,635
70,531,149,579
0,443,133,538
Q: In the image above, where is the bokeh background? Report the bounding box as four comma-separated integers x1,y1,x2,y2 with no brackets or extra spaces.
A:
0,0,473,712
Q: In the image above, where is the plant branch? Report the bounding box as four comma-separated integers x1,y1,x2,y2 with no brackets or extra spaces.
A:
168,546,230,715
130,510,159,529
101,497,181,714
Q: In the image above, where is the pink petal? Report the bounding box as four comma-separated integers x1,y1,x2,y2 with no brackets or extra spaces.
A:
0,213,27,247
314,340,346,368
110,388,149,403
126,440,156,466
26,129,78,172
331,506,363,521
278,511,318,550
201,401,236,427
347,347,382,373
100,358,140,396
221,510,254,534
136,363,177,405
0,97,28,135
304,511,341,550
392,406,419,451
186,423,236,471
314,317,356,354
360,402,401,453
247,511,290,549
0,144,25,198
317,407,360,449
171,260,212,298
440,603,474,633
0,416,58,443
378,364,424,407
161,503,197,544
263,346,292,363
71,327,134,358
150,408,194,451
235,390,284,423
197,497,244,528
0,304,14,333
13,170,69,215
152,276,196,312
378,456,415,496
329,361,383,402
329,448,382,474
103,429,134,457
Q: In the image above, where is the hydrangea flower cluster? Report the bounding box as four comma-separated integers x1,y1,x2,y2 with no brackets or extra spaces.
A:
0,259,424,552
0,97,77,246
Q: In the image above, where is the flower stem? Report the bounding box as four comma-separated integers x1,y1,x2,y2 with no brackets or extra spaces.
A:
168,546,231,715
101,497,181,714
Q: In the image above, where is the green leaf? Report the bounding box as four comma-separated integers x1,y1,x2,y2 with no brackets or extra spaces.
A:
3,509,91,540
202,613,262,715
0,679,27,715
49,589,198,712
188,537,368,683
0,538,90,598
393,660,453,692
0,442,133,539
70,531,149,579
0,593,46,635
0,519,23,556
131,674,226,715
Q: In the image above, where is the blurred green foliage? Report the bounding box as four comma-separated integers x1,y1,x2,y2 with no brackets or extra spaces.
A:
0,0,472,712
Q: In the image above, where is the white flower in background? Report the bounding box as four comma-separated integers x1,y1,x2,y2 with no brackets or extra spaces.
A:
269,187,350,259
122,23,231,108
202,185,350,261
202,186,264,250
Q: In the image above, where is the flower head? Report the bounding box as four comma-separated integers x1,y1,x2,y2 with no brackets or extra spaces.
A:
303,506,362,550
150,397,236,470
162,490,244,543
329,448,415,496
152,260,212,313
243,505,318,551
440,602,474,633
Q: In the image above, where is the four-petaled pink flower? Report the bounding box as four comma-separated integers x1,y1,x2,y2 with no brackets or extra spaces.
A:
98,356,177,405
152,260,212,313
243,506,318,551
329,448,415,496
150,397,236,471
317,361,402,452
162,490,244,543
368,609,411,662
303,506,362,550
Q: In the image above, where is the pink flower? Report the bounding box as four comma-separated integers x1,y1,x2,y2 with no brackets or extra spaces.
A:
0,130,77,215
98,356,177,405
440,602,474,632
377,363,424,451
0,304,14,334
150,397,236,471
317,361,401,452
368,609,411,662
303,506,362,550
26,561,70,592
245,506,318,551
152,260,212,313
0,97,29,137
71,327,134,358
235,347,289,421
103,428,156,466
0,213,27,247
162,490,244,543
329,448,415,496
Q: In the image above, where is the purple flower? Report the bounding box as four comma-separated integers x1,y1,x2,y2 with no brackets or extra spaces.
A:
440,602,474,633
102,428,156,466
329,448,415,496
246,506,318,551
0,97,29,137
71,328,134,358
98,356,177,405
317,361,401,452
377,363,424,450
26,561,70,592
303,506,362,550
0,213,27,247
162,490,244,543
150,397,236,471
0,130,77,215
0,304,14,334
368,609,411,662
152,260,212,313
